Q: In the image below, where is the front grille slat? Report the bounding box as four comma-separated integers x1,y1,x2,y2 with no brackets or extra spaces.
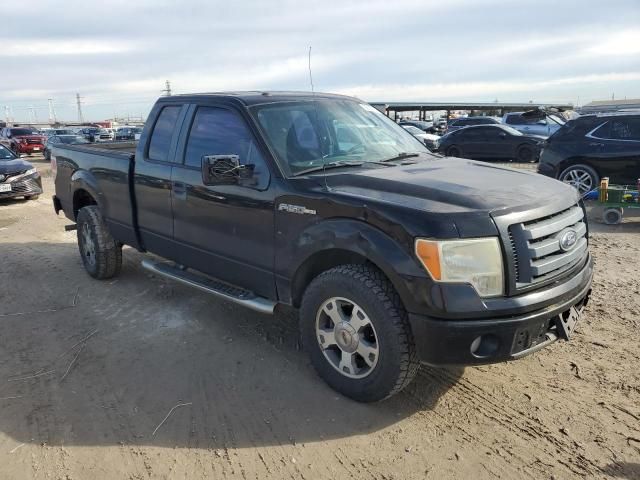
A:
522,206,584,240
505,204,588,290
530,238,588,276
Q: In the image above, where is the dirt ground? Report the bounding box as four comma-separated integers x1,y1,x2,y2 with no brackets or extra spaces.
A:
0,159,638,480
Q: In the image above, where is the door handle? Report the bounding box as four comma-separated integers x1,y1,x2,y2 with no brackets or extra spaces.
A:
172,181,187,199
588,142,604,148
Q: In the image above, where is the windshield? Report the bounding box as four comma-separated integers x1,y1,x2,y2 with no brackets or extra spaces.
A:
251,99,429,176
0,144,16,159
499,125,524,136
10,128,38,136
403,125,425,135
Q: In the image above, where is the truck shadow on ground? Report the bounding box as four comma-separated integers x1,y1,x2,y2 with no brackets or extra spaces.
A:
0,242,463,450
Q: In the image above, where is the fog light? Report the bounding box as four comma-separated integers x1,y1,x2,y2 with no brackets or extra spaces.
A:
470,334,500,359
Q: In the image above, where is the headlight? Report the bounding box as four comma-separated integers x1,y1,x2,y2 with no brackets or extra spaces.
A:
25,168,37,176
415,238,504,297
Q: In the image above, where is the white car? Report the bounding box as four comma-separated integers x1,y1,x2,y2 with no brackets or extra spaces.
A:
402,125,440,151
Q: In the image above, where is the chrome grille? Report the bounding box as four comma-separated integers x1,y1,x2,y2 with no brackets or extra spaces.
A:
508,205,588,287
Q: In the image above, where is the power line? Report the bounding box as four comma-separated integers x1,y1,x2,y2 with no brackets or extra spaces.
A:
161,80,172,96
48,98,57,124
76,93,85,124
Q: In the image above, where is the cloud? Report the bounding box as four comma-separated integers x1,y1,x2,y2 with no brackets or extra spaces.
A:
0,0,638,121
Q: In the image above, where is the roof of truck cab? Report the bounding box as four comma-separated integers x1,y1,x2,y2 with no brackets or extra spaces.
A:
162,91,360,106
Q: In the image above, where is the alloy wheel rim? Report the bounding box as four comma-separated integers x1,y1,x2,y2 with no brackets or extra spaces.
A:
561,169,594,195
81,223,96,266
315,297,379,379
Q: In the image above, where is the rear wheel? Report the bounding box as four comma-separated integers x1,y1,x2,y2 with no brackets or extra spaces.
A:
76,205,122,279
516,144,535,162
300,264,419,402
558,164,599,197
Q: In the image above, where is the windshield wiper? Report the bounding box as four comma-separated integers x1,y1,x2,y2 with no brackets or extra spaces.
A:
381,152,421,162
294,161,366,176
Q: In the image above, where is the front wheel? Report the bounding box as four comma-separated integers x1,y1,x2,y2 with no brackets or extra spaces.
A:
76,205,122,279
446,145,462,157
300,264,419,402
558,164,598,197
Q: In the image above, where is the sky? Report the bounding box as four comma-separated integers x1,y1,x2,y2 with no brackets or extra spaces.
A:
1,0,639,123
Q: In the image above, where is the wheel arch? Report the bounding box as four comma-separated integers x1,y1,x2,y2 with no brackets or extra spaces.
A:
285,219,426,311
70,170,102,220
556,157,601,179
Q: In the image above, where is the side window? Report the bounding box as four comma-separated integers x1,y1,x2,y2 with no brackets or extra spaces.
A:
148,106,181,162
608,119,640,141
505,114,521,125
465,128,485,140
184,107,269,188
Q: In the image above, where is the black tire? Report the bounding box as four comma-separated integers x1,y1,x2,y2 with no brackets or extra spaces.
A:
516,144,534,163
76,205,122,279
558,164,599,197
25,195,39,200
300,264,419,402
603,207,623,225
446,145,461,157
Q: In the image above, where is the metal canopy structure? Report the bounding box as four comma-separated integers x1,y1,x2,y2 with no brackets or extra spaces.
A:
370,101,573,120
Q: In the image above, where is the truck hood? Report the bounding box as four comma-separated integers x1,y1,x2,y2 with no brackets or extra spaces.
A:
0,158,34,174
327,157,578,215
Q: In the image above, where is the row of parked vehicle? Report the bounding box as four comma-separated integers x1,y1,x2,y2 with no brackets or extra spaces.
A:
0,125,143,160
400,110,640,196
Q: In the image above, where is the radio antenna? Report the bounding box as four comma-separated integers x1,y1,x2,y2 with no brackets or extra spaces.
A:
308,46,327,187
308,46,315,94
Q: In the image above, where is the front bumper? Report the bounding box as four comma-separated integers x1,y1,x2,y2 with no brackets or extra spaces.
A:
408,256,593,365
0,174,43,199
16,144,44,154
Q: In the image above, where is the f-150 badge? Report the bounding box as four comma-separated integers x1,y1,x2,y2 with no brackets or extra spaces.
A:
278,203,317,215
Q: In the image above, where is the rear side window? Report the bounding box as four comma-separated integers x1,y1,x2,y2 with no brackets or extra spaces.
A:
593,118,640,141
505,114,523,125
148,106,181,161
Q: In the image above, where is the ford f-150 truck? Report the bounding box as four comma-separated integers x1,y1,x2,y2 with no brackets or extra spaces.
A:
51,92,593,402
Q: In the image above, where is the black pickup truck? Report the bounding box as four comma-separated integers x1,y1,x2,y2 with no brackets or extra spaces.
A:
51,92,593,402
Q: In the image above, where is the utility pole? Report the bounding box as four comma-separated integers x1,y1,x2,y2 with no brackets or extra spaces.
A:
76,93,85,124
4,106,9,125
48,98,57,124
162,80,172,96
28,106,36,124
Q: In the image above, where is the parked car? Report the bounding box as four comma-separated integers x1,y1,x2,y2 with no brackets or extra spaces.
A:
446,116,501,133
401,125,440,151
437,124,544,161
503,111,564,137
51,92,592,402
433,117,448,135
114,127,143,141
398,119,435,133
79,127,113,142
0,127,46,155
0,143,42,200
538,113,640,196
43,134,90,160
45,128,75,137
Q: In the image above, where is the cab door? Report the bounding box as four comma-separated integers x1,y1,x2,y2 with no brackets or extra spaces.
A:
133,103,189,258
170,104,276,299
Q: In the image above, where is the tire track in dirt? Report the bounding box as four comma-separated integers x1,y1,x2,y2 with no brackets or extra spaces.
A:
411,366,604,477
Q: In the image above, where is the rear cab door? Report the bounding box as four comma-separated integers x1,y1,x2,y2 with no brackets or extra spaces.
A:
134,101,190,259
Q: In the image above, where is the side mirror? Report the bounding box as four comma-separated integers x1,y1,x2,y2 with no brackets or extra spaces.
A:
201,155,254,185
499,132,507,139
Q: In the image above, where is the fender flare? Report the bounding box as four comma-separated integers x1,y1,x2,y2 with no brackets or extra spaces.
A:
284,218,428,312
70,170,104,219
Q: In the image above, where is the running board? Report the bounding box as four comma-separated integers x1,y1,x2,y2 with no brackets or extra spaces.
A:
141,259,276,315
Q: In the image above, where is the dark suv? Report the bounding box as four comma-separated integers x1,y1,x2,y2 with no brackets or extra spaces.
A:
538,114,640,195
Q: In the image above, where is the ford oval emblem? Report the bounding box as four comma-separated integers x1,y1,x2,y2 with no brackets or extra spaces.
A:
559,229,578,252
